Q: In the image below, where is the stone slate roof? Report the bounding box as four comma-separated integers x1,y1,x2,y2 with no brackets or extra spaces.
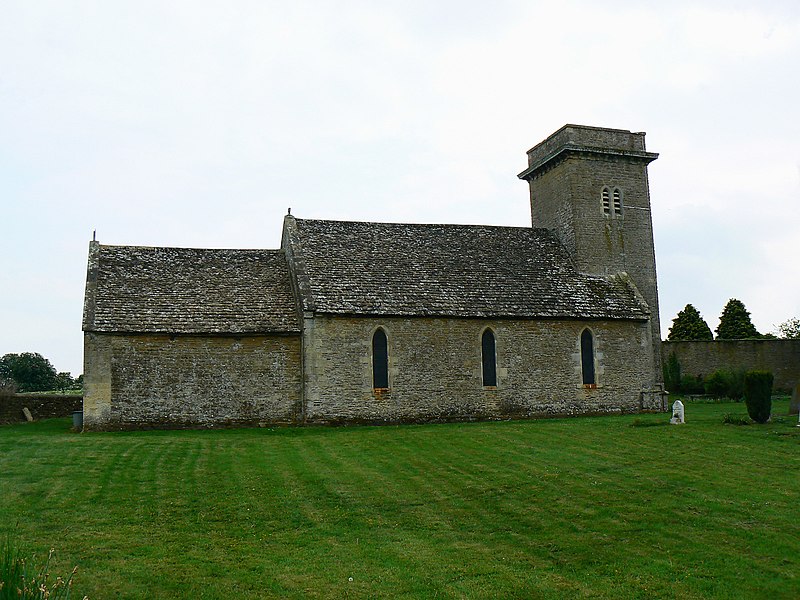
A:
83,244,300,334
284,217,649,320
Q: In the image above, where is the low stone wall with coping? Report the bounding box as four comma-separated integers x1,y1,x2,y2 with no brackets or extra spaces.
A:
662,339,800,392
0,393,83,424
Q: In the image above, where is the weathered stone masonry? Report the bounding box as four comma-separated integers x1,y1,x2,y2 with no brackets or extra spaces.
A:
662,339,800,393
82,244,302,429
84,333,302,429
519,125,663,384
302,315,658,424
82,124,666,429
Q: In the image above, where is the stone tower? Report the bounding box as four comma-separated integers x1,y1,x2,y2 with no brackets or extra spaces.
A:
518,124,663,388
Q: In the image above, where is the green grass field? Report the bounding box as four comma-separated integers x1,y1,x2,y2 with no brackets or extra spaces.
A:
1,400,799,599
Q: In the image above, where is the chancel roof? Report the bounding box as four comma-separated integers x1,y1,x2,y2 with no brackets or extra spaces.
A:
83,244,300,334
284,217,649,320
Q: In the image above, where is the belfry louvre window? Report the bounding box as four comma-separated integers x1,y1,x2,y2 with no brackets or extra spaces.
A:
581,328,596,385
481,329,497,387
601,188,610,215
613,188,622,215
372,328,389,388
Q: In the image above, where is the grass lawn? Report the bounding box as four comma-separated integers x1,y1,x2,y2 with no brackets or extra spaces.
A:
1,399,799,599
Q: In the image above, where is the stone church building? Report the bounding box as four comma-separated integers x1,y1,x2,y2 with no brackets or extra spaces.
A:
82,125,666,430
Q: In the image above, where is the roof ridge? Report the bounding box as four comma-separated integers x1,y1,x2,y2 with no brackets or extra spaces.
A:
97,244,285,253
294,217,547,232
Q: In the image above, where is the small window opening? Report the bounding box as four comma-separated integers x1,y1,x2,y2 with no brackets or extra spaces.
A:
581,329,596,385
613,189,622,215
601,188,610,215
481,329,497,387
372,328,389,388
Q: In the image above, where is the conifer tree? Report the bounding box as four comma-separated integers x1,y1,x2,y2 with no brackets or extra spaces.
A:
715,298,760,339
667,304,713,341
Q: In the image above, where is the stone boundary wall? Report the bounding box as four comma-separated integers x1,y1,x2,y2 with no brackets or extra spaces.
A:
0,394,83,424
662,339,800,392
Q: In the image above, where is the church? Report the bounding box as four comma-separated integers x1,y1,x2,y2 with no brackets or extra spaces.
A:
81,124,666,430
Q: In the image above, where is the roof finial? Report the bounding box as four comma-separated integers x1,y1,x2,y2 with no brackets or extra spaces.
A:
287,207,291,215
93,229,96,241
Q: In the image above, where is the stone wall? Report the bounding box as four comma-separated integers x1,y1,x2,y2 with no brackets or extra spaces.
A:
80,316,665,429
83,332,303,430
0,394,82,424
662,339,800,392
524,125,649,164
302,315,660,424
524,127,663,388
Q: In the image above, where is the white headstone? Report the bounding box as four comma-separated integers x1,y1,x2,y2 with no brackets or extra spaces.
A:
670,399,685,424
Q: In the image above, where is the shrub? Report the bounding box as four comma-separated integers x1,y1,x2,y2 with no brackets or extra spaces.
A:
704,370,730,399
722,413,751,425
726,370,746,401
680,374,705,395
663,352,681,393
703,369,746,400
0,536,84,599
743,370,773,424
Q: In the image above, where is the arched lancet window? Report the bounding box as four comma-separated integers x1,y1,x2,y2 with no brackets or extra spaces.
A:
372,328,389,389
613,188,622,215
481,329,497,387
581,328,596,385
601,187,610,215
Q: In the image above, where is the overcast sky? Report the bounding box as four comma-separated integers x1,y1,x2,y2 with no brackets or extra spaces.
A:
2,1,799,376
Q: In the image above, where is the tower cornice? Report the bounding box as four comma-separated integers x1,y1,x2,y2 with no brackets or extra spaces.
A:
518,124,658,181
517,144,659,181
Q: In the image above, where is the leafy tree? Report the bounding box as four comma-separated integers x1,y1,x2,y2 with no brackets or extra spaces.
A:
715,299,760,340
56,371,75,392
0,352,59,392
0,378,17,398
775,317,800,339
667,304,713,341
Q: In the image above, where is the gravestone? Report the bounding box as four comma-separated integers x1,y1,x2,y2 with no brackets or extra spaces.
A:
670,399,685,424
22,407,33,422
790,383,800,416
